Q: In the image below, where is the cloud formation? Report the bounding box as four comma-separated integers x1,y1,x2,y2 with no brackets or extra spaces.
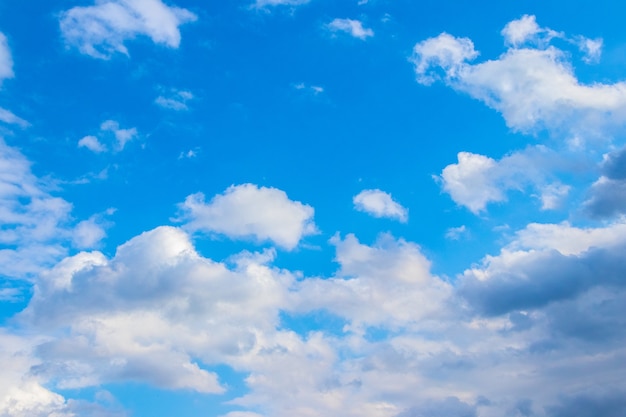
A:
0,139,107,278
327,18,374,40
60,0,197,59
353,189,408,222
411,15,622,138
177,184,317,250
78,120,138,153
438,146,571,213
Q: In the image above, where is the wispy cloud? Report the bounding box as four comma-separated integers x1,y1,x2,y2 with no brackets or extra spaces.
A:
327,18,374,40
59,0,197,59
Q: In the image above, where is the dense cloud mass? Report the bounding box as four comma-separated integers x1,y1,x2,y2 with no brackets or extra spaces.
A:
0,5,625,417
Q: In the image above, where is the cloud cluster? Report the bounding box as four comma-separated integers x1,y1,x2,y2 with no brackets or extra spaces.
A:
438,146,572,212
411,15,622,138
78,120,138,153
60,0,197,59
177,184,317,250
0,140,107,278
155,89,194,111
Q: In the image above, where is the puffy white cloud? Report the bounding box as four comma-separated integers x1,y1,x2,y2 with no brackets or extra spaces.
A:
155,89,193,111
20,226,297,395
59,0,197,59
410,33,478,85
501,15,542,46
0,33,13,82
411,16,620,137
353,189,408,222
177,184,317,250
290,233,451,329
438,146,571,213
0,332,73,417
327,18,374,40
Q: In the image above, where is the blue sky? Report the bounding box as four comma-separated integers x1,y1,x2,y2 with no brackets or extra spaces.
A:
1,0,626,416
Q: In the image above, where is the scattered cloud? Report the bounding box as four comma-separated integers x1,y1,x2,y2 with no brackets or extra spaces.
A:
251,0,310,9
293,82,324,95
78,120,138,153
0,107,28,127
353,189,408,222
59,0,197,59
176,184,317,250
0,33,13,82
411,16,617,138
327,18,374,40
445,225,467,240
0,139,107,278
155,89,194,111
100,120,137,150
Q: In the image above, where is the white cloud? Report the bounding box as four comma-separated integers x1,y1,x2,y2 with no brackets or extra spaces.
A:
155,89,193,110
0,332,74,417
410,33,478,85
0,107,28,127
353,189,408,222
0,33,13,82
252,0,310,9
438,146,571,213
177,184,317,250
78,135,107,153
411,16,619,137
59,0,197,59
21,226,295,394
290,233,451,330
0,139,107,278
577,36,603,63
327,18,374,40
293,82,324,95
100,120,137,150
79,120,137,153
445,225,467,240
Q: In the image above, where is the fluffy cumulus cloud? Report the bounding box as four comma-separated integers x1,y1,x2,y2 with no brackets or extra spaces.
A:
20,226,295,394
353,189,408,222
327,18,374,40
411,15,623,137
438,146,571,213
177,184,317,250
59,0,197,59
